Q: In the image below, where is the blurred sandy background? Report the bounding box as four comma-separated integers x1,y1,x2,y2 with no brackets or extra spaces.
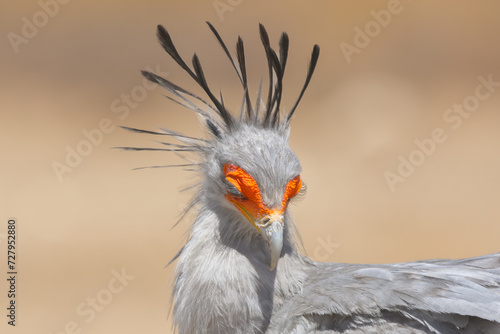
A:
1,1,500,333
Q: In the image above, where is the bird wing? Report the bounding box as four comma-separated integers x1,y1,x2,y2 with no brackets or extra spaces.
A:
268,253,500,333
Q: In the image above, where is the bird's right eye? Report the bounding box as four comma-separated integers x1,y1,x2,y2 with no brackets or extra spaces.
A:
224,178,245,198
223,164,262,204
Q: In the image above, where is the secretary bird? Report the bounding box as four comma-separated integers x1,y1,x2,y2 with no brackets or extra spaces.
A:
123,22,500,333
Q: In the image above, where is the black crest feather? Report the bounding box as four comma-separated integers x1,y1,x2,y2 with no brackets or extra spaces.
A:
140,22,319,134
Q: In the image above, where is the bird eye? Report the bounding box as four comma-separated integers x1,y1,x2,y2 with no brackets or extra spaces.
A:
224,178,245,198
223,164,262,203
285,175,303,199
297,180,307,198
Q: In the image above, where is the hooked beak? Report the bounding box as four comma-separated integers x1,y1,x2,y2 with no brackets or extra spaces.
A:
255,216,284,271
223,164,302,271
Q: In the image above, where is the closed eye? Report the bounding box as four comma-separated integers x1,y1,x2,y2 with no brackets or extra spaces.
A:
294,180,307,201
283,175,305,207
223,164,261,203
223,178,245,199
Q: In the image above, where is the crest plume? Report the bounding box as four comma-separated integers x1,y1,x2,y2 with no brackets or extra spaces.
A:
140,22,320,137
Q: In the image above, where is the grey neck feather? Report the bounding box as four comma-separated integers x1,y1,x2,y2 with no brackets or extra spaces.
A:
172,200,309,334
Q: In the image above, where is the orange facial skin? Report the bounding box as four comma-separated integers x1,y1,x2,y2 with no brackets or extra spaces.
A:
223,164,302,228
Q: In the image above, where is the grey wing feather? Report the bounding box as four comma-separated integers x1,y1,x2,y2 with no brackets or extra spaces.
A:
268,253,500,333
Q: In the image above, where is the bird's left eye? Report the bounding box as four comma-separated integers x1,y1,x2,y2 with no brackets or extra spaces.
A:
285,175,302,199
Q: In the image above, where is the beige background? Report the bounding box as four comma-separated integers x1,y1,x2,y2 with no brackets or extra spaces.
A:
2,1,500,333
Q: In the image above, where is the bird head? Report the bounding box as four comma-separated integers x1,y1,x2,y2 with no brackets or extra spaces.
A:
124,22,319,271
205,124,304,270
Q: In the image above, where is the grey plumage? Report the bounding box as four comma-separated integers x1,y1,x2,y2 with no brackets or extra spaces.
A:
129,23,500,333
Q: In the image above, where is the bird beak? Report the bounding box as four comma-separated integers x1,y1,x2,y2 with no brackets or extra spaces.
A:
256,216,283,271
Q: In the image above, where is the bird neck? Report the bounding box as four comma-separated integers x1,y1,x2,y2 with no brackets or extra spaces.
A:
172,203,309,334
